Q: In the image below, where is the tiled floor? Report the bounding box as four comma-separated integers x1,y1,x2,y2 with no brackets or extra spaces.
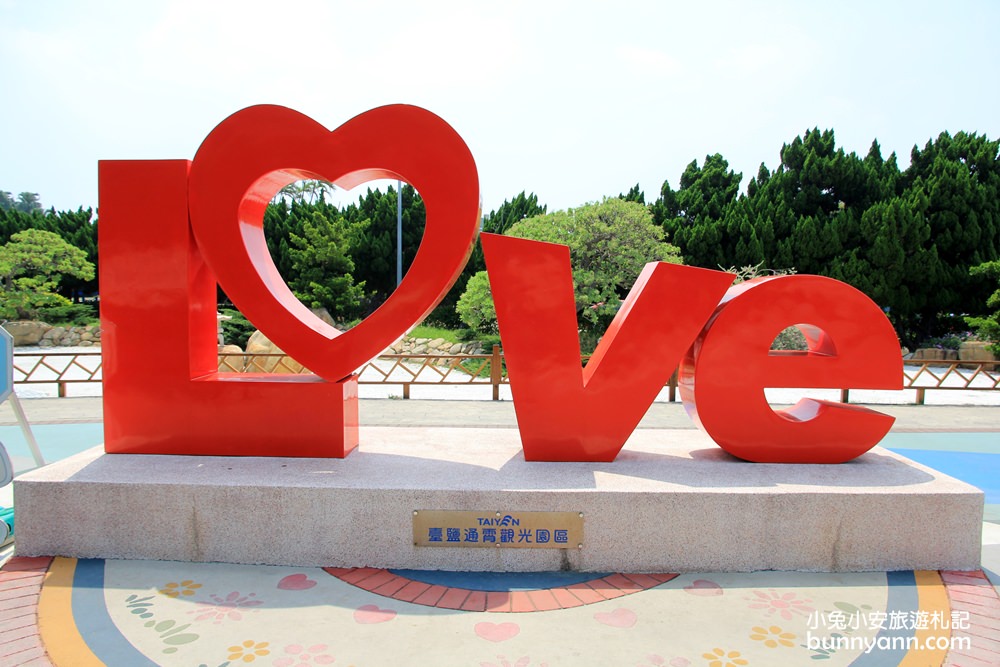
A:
1,410,998,665
2,556,998,666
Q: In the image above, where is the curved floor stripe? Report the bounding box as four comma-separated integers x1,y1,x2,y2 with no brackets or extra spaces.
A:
39,558,158,667
389,568,611,591
323,566,677,611
848,570,918,666
72,558,159,667
899,570,951,666
38,557,103,667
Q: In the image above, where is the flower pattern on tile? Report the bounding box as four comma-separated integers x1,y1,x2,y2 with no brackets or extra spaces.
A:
189,591,264,623
701,648,747,667
228,639,271,663
159,579,202,598
749,625,795,648
745,589,813,620
273,643,335,666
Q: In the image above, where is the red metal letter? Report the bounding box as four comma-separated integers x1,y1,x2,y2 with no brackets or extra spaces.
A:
482,233,734,461
101,105,480,457
99,160,358,457
679,275,902,463
188,105,480,382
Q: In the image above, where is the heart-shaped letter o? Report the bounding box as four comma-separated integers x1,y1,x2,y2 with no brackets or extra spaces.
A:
188,105,481,381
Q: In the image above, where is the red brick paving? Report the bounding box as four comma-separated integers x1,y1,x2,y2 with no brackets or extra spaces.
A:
0,556,53,667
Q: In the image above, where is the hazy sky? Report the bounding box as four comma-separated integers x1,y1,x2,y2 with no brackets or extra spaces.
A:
2,1,998,215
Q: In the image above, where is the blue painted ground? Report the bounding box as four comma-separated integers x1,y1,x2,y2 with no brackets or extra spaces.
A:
0,423,104,473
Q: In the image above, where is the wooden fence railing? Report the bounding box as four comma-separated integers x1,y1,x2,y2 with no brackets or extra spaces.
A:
11,348,1000,404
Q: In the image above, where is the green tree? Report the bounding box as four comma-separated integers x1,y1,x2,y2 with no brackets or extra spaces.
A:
0,192,14,211
287,211,365,320
14,192,42,214
653,153,742,268
898,131,1000,340
965,260,1000,353
0,229,95,320
618,183,645,204
482,191,548,236
458,198,681,342
455,271,496,334
429,191,548,328
342,183,425,304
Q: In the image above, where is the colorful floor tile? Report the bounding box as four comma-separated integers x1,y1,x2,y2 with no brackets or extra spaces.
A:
1,556,996,666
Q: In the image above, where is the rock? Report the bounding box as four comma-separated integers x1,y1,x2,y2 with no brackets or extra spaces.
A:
38,339,54,348
218,344,246,372
448,343,464,354
3,321,51,346
81,332,95,342
79,340,94,347
958,341,998,369
428,338,447,350
43,326,66,341
413,344,429,354
244,330,305,373
913,347,959,365
310,307,336,327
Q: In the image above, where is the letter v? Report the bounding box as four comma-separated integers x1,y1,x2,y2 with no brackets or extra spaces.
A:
481,233,734,461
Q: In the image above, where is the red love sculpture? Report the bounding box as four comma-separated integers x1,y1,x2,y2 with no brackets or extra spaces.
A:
482,233,734,461
188,105,480,382
99,105,480,457
679,275,902,463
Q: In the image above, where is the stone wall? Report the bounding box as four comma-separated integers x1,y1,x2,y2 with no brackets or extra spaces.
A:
389,336,486,356
3,321,101,347
910,341,998,367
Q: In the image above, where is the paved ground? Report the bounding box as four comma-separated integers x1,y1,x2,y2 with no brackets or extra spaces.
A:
3,395,1000,431
0,396,998,666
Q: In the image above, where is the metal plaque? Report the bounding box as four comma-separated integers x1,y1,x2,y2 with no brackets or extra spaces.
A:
413,510,584,549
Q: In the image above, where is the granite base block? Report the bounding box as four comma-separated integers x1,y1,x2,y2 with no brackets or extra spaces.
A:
13,427,983,572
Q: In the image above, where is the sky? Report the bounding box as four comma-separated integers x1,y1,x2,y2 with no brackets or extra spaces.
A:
1,0,998,216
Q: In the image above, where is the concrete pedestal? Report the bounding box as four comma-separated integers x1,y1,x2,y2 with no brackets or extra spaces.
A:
13,427,983,572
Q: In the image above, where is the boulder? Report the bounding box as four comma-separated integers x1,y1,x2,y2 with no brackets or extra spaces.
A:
310,307,337,327
43,326,66,341
244,331,305,374
218,344,246,372
958,341,998,369
912,348,958,365
3,321,51,346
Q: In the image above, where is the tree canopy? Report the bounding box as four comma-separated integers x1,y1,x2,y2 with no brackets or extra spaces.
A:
0,228,95,320
4,124,999,349
458,198,682,343
651,129,1000,346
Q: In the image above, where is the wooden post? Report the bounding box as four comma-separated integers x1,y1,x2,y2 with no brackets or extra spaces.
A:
915,388,926,405
402,383,410,400
840,388,850,404
491,345,502,401
668,370,678,402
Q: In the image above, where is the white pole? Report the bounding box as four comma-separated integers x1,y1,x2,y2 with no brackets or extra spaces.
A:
396,181,403,286
8,393,44,468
